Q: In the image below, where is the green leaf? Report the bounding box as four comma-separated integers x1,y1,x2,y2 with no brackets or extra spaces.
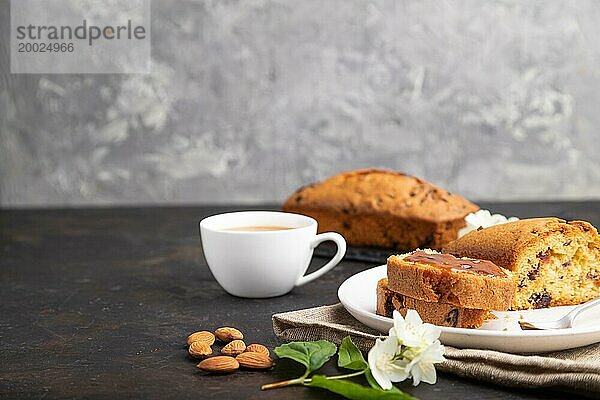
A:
308,375,417,400
274,340,337,373
338,336,368,371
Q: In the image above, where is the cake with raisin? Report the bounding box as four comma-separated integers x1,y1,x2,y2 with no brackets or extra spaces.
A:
282,169,479,250
376,278,491,328
443,218,600,310
386,249,515,310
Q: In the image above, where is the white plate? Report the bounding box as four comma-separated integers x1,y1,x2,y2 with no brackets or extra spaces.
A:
338,265,600,353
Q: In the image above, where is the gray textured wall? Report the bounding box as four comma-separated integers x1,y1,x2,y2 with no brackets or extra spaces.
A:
1,0,600,207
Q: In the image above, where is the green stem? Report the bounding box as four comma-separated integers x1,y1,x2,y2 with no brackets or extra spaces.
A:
261,370,366,390
261,377,306,390
261,371,310,390
321,370,366,381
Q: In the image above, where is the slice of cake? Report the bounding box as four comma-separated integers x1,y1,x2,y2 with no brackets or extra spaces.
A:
376,278,491,328
443,218,600,310
282,169,479,250
386,249,515,310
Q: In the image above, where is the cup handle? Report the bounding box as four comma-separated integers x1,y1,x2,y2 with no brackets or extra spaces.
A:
295,232,347,287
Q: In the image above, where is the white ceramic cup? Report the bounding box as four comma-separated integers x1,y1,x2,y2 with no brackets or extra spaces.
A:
199,211,347,298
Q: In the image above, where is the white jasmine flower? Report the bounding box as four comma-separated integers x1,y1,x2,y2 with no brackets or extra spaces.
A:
458,209,519,238
391,310,441,349
406,339,446,385
367,333,410,390
368,310,446,388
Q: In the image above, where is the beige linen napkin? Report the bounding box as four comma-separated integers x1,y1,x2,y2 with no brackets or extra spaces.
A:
272,303,600,397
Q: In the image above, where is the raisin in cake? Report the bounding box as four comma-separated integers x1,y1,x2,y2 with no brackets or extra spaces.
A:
282,169,479,250
376,279,491,328
444,218,600,310
387,249,515,310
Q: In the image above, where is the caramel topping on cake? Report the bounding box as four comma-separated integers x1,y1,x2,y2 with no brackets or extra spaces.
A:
404,250,506,277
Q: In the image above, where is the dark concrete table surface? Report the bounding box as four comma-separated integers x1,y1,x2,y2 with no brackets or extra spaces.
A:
1,202,599,399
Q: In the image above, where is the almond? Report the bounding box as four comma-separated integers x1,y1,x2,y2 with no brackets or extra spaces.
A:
221,339,246,356
187,331,215,346
197,356,239,373
236,352,273,369
215,327,243,342
246,343,270,356
188,341,212,358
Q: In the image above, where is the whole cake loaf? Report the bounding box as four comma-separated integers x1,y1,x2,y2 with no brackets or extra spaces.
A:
386,249,515,310
376,278,491,328
444,218,600,309
282,169,479,250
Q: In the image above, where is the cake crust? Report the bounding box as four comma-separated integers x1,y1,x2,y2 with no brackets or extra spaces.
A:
443,218,600,309
282,169,479,249
376,279,490,328
386,249,515,310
